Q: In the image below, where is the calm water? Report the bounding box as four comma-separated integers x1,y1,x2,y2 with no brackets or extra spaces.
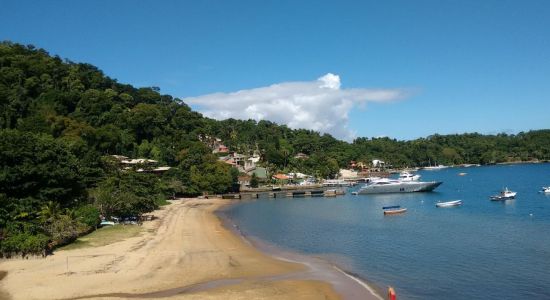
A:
226,163,550,300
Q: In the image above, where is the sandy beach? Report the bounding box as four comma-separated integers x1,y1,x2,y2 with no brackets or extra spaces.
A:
0,199,381,300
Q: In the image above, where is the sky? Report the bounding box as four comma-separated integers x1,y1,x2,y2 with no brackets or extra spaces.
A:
1,0,549,141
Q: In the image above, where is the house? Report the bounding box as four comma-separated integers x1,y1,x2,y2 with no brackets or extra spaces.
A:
219,152,247,172
287,172,310,179
137,166,172,174
111,155,170,174
272,173,290,180
244,153,261,171
120,158,158,165
372,159,385,168
199,135,230,154
213,144,229,154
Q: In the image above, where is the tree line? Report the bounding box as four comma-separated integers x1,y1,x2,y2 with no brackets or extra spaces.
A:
1,41,549,256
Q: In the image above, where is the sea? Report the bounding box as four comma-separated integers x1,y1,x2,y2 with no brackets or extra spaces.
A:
225,163,550,300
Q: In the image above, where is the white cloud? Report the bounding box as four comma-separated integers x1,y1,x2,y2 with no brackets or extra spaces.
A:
183,73,409,140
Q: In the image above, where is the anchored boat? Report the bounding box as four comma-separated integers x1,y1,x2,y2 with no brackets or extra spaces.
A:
358,178,442,194
436,200,463,207
490,187,517,201
383,205,407,215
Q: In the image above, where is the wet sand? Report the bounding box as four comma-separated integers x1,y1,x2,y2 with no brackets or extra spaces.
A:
0,198,381,300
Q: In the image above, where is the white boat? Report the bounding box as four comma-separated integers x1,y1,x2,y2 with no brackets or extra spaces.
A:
490,187,517,201
422,164,448,170
99,220,115,227
436,200,463,207
541,187,550,193
322,179,351,187
398,171,420,181
358,178,442,194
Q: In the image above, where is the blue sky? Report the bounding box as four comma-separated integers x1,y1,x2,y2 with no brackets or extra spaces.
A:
1,0,549,140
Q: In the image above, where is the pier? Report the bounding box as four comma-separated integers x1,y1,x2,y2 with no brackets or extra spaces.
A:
222,187,347,199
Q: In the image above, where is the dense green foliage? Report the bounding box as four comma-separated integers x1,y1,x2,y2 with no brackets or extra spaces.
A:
1,41,549,255
93,172,165,218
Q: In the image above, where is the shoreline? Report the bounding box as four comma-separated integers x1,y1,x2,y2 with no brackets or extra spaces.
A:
0,198,381,300
216,201,384,300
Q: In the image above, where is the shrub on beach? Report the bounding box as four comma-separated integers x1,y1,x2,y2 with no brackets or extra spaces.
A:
0,232,49,258
74,204,101,229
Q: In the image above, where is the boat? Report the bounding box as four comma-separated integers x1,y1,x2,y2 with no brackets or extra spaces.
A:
436,200,463,207
422,164,448,170
99,220,115,227
490,187,517,201
541,187,550,193
357,178,442,194
322,179,351,187
398,171,420,181
383,205,407,215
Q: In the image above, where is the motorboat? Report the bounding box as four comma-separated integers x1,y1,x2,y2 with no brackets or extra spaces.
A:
322,179,351,187
383,205,407,215
422,164,448,170
541,187,550,193
436,200,463,208
357,178,442,194
398,171,420,181
490,187,517,201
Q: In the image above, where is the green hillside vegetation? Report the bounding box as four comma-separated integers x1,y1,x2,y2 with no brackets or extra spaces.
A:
1,41,550,256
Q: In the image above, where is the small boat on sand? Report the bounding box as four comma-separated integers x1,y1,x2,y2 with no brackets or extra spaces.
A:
436,200,463,207
490,187,517,201
383,205,407,215
99,220,115,227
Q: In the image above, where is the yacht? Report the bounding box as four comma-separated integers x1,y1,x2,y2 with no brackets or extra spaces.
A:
357,177,442,194
490,187,517,201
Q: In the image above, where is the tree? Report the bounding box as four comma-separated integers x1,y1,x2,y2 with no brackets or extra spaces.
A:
92,172,164,218
0,129,87,209
250,173,259,188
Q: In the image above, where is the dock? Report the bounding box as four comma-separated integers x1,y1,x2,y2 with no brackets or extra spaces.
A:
222,187,347,199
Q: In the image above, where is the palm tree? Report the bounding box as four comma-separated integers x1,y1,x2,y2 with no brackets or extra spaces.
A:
39,201,61,224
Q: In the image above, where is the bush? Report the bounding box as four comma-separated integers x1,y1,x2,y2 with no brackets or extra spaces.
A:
0,232,49,257
250,173,259,188
44,215,79,247
155,196,169,206
74,204,100,228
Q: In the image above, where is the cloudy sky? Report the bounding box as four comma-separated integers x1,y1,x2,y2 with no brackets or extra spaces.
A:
184,73,408,140
2,0,549,140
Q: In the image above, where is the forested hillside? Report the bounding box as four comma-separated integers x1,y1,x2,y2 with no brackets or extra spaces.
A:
1,41,549,256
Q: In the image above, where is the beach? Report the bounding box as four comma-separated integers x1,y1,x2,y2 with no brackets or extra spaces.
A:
0,198,380,300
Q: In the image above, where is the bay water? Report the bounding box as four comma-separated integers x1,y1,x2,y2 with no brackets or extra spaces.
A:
226,163,550,299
